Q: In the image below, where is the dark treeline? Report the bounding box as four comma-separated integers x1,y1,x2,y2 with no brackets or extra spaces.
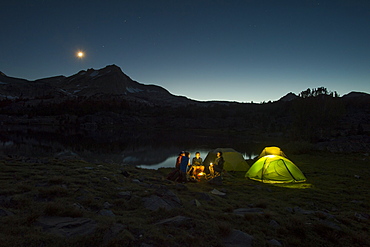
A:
0,88,369,143
298,87,340,98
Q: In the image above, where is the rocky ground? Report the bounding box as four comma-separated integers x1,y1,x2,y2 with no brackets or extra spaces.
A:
0,151,369,247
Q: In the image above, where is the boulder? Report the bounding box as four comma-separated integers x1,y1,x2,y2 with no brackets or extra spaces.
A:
103,223,127,244
155,187,182,205
354,212,369,221
190,199,201,207
99,209,116,217
35,216,97,237
174,183,188,191
210,188,226,196
154,215,191,226
269,220,281,229
120,170,131,177
233,208,264,216
195,192,213,201
292,206,314,215
268,239,283,246
103,201,113,209
0,208,14,217
318,220,341,231
222,229,254,247
118,191,132,200
142,193,182,211
55,150,81,160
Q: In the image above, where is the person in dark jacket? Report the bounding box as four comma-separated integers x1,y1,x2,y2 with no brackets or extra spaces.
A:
175,151,185,170
167,151,184,182
213,151,224,176
179,152,190,182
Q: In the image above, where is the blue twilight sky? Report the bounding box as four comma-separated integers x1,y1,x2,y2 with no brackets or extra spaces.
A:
1,0,369,103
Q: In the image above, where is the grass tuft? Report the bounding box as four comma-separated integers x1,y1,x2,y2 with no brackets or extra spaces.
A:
255,199,268,209
37,186,69,199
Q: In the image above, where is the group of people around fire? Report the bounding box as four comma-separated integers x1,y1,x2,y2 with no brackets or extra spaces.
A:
173,151,225,182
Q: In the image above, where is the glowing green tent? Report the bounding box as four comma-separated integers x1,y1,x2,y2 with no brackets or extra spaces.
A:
246,155,306,183
257,146,287,159
203,148,249,171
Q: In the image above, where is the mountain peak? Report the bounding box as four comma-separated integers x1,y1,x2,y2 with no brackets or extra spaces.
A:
0,71,30,84
102,64,122,72
75,64,132,82
278,92,298,102
342,91,370,98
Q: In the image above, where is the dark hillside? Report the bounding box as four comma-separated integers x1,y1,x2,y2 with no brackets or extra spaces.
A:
0,66,369,150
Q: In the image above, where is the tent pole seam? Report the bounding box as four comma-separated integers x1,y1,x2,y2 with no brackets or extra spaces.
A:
281,159,297,181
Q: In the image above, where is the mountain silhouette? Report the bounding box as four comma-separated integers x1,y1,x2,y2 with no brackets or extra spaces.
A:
0,65,194,106
0,65,368,104
0,66,369,144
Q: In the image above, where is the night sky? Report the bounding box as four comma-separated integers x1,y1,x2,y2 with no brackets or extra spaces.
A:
1,0,369,103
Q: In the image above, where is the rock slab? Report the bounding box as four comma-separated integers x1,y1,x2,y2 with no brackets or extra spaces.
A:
35,216,97,237
223,229,254,247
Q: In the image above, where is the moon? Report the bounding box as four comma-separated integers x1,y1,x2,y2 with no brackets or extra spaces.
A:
76,51,85,58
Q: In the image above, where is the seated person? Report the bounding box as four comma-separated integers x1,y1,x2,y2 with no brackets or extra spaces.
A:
210,151,224,177
191,152,204,176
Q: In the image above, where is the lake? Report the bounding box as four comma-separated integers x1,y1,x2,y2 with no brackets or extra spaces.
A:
0,126,272,169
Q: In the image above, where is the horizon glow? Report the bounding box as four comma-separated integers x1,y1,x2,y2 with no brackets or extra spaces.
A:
1,1,369,103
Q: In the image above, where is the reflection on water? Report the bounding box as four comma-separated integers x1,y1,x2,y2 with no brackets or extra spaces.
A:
137,150,259,170
0,126,266,168
137,149,210,170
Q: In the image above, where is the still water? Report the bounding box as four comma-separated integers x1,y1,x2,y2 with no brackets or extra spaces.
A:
138,149,211,170
137,150,260,170
0,126,266,169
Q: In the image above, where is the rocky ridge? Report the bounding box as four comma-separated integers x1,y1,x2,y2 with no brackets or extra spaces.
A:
0,65,194,106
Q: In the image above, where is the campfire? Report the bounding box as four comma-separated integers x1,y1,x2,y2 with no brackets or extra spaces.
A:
197,172,205,177
192,166,206,179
